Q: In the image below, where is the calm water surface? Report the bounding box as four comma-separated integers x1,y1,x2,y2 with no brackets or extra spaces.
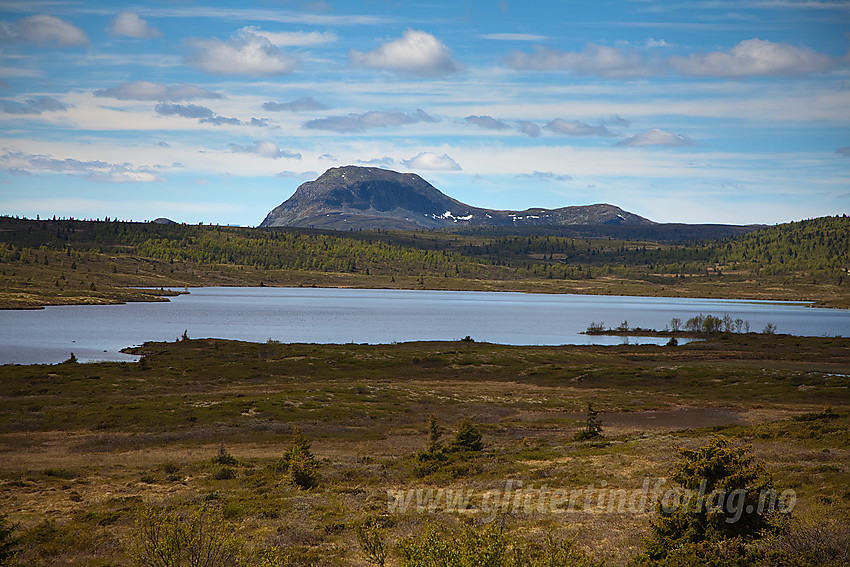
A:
2,287,848,364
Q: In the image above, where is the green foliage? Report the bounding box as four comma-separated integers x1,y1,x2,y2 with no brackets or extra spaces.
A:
128,504,246,567
574,402,603,441
426,413,443,454
213,441,238,465
355,520,387,567
397,523,600,567
281,424,319,490
0,513,19,566
449,418,483,452
642,436,776,561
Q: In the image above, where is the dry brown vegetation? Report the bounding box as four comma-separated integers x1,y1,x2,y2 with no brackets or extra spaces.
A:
0,334,847,565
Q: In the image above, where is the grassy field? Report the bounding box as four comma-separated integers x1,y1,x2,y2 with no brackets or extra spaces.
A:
1,334,848,565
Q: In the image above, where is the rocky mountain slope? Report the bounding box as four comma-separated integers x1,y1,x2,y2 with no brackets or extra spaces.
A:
260,166,654,230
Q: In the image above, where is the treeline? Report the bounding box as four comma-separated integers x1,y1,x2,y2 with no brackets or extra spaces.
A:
0,215,847,284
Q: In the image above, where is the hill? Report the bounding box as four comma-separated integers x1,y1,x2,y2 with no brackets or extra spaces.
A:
259,166,654,230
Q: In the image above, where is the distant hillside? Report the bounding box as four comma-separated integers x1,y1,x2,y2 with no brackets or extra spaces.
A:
259,166,654,230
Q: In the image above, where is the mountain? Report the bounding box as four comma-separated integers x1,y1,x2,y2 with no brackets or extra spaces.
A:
259,166,654,230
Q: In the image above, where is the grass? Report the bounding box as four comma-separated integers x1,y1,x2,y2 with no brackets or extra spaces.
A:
0,334,847,565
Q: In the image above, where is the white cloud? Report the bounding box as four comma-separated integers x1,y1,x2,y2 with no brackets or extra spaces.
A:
519,171,572,182
238,26,336,46
616,129,694,147
545,119,615,137
303,109,437,133
0,14,89,47
481,33,547,41
187,30,298,76
85,166,165,183
836,147,850,157
507,39,842,79
669,39,836,77
263,96,328,112
276,170,318,179
107,12,162,39
506,44,652,78
154,103,215,119
350,29,460,77
94,81,222,101
402,152,461,171
465,115,510,130
153,102,273,128
357,157,395,166
229,140,301,159
0,149,164,182
516,121,541,138
2,97,68,114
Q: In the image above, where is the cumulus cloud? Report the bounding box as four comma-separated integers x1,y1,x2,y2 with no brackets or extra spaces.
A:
263,96,328,112
0,150,164,182
229,140,301,159
616,129,694,147
516,121,541,138
1,97,68,114
836,147,850,157
465,115,510,130
669,39,834,77
154,102,215,119
350,29,460,77
239,27,336,46
545,119,615,137
94,81,222,101
107,12,161,39
506,44,652,78
187,30,298,76
0,14,89,47
303,109,437,133
402,152,461,171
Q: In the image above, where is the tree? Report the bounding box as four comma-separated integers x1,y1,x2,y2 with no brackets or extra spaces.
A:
449,418,483,452
426,413,442,454
281,424,318,489
641,436,777,561
574,402,603,441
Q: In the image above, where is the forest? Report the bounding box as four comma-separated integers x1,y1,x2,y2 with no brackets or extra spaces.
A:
0,215,848,309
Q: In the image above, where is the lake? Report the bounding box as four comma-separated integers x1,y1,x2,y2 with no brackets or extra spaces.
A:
2,287,848,364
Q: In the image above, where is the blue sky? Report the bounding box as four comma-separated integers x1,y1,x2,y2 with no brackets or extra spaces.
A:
1,0,848,226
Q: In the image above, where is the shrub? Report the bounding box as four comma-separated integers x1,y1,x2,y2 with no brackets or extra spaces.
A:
397,523,600,567
127,505,245,567
355,520,386,567
641,436,777,561
0,513,19,566
585,322,606,334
